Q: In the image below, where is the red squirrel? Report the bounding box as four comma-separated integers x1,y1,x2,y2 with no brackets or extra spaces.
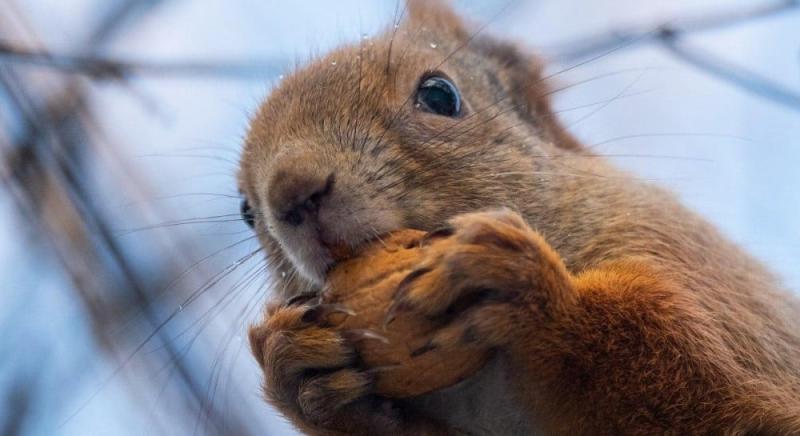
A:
241,1,800,434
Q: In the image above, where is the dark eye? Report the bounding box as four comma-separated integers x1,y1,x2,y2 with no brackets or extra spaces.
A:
415,75,461,117
240,198,256,229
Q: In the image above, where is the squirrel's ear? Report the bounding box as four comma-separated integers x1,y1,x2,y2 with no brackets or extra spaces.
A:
474,37,583,151
405,0,470,41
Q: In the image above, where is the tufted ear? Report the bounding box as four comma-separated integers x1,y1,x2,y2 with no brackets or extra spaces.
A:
405,0,470,42
405,0,581,150
473,36,583,151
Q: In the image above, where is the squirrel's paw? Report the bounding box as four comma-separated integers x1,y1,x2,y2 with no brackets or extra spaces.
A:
387,209,573,351
249,299,392,426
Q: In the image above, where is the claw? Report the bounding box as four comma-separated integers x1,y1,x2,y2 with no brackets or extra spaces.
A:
393,267,432,300
365,364,403,374
342,329,390,344
383,267,431,329
302,304,357,324
328,304,357,317
286,292,319,307
383,300,411,330
410,340,438,357
416,225,455,247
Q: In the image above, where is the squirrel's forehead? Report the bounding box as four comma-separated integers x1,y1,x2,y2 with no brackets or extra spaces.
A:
289,37,446,89
244,37,470,156
257,47,427,119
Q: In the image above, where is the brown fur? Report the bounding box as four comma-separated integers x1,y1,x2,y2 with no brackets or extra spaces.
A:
241,1,800,434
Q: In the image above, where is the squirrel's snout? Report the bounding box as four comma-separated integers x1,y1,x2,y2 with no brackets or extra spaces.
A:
262,152,403,283
267,158,335,227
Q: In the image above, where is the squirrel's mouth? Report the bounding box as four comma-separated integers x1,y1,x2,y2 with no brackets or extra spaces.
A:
277,228,397,286
267,196,406,286
323,240,358,264
321,225,454,280
320,232,392,276
323,234,384,262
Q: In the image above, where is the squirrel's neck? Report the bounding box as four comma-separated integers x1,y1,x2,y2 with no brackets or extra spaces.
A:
519,155,768,280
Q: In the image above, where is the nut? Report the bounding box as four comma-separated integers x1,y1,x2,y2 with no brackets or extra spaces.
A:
323,230,488,398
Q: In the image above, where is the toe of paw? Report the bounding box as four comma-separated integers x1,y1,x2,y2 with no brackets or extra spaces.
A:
269,330,354,377
432,303,517,349
248,323,274,368
297,370,372,422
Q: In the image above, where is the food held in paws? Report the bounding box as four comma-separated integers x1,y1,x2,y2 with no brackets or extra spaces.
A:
322,229,489,398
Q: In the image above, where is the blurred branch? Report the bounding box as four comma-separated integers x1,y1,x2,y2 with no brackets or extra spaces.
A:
1,58,259,436
88,0,170,45
546,0,800,111
0,0,263,433
548,0,800,62
0,1,796,110
0,41,286,80
659,32,800,110
1,372,38,436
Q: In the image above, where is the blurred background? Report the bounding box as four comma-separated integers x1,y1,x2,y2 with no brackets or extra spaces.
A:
1,0,798,435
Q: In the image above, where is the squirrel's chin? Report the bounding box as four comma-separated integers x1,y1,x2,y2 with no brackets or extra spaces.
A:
268,208,406,286
272,232,332,287
287,234,399,287
285,250,331,287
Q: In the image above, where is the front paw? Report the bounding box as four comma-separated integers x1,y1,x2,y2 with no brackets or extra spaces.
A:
249,300,381,426
388,209,574,351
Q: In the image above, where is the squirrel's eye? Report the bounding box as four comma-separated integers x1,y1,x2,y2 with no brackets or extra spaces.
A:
240,198,256,229
415,75,461,117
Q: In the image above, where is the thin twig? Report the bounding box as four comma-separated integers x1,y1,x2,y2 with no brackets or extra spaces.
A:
544,0,800,112
659,32,800,111
0,40,286,80
547,0,800,63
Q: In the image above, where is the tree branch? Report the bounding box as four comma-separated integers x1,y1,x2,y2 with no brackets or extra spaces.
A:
544,0,800,112
0,40,286,80
546,0,800,63
659,32,800,111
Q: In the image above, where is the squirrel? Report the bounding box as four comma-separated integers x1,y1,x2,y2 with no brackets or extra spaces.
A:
240,1,800,434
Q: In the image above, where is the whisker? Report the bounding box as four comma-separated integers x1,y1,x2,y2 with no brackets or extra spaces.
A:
134,152,239,166
563,69,647,129
115,214,245,235
553,88,655,115
58,246,263,428
369,0,516,158
195,264,268,434
369,68,661,184
110,192,240,211
587,132,752,150
162,263,267,355
111,233,265,338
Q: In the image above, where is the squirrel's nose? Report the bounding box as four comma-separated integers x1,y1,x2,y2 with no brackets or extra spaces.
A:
268,167,335,227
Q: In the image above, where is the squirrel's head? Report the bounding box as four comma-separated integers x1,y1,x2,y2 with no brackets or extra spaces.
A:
239,0,581,290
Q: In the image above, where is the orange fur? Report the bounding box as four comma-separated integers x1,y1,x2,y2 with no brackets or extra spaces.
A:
242,1,800,434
